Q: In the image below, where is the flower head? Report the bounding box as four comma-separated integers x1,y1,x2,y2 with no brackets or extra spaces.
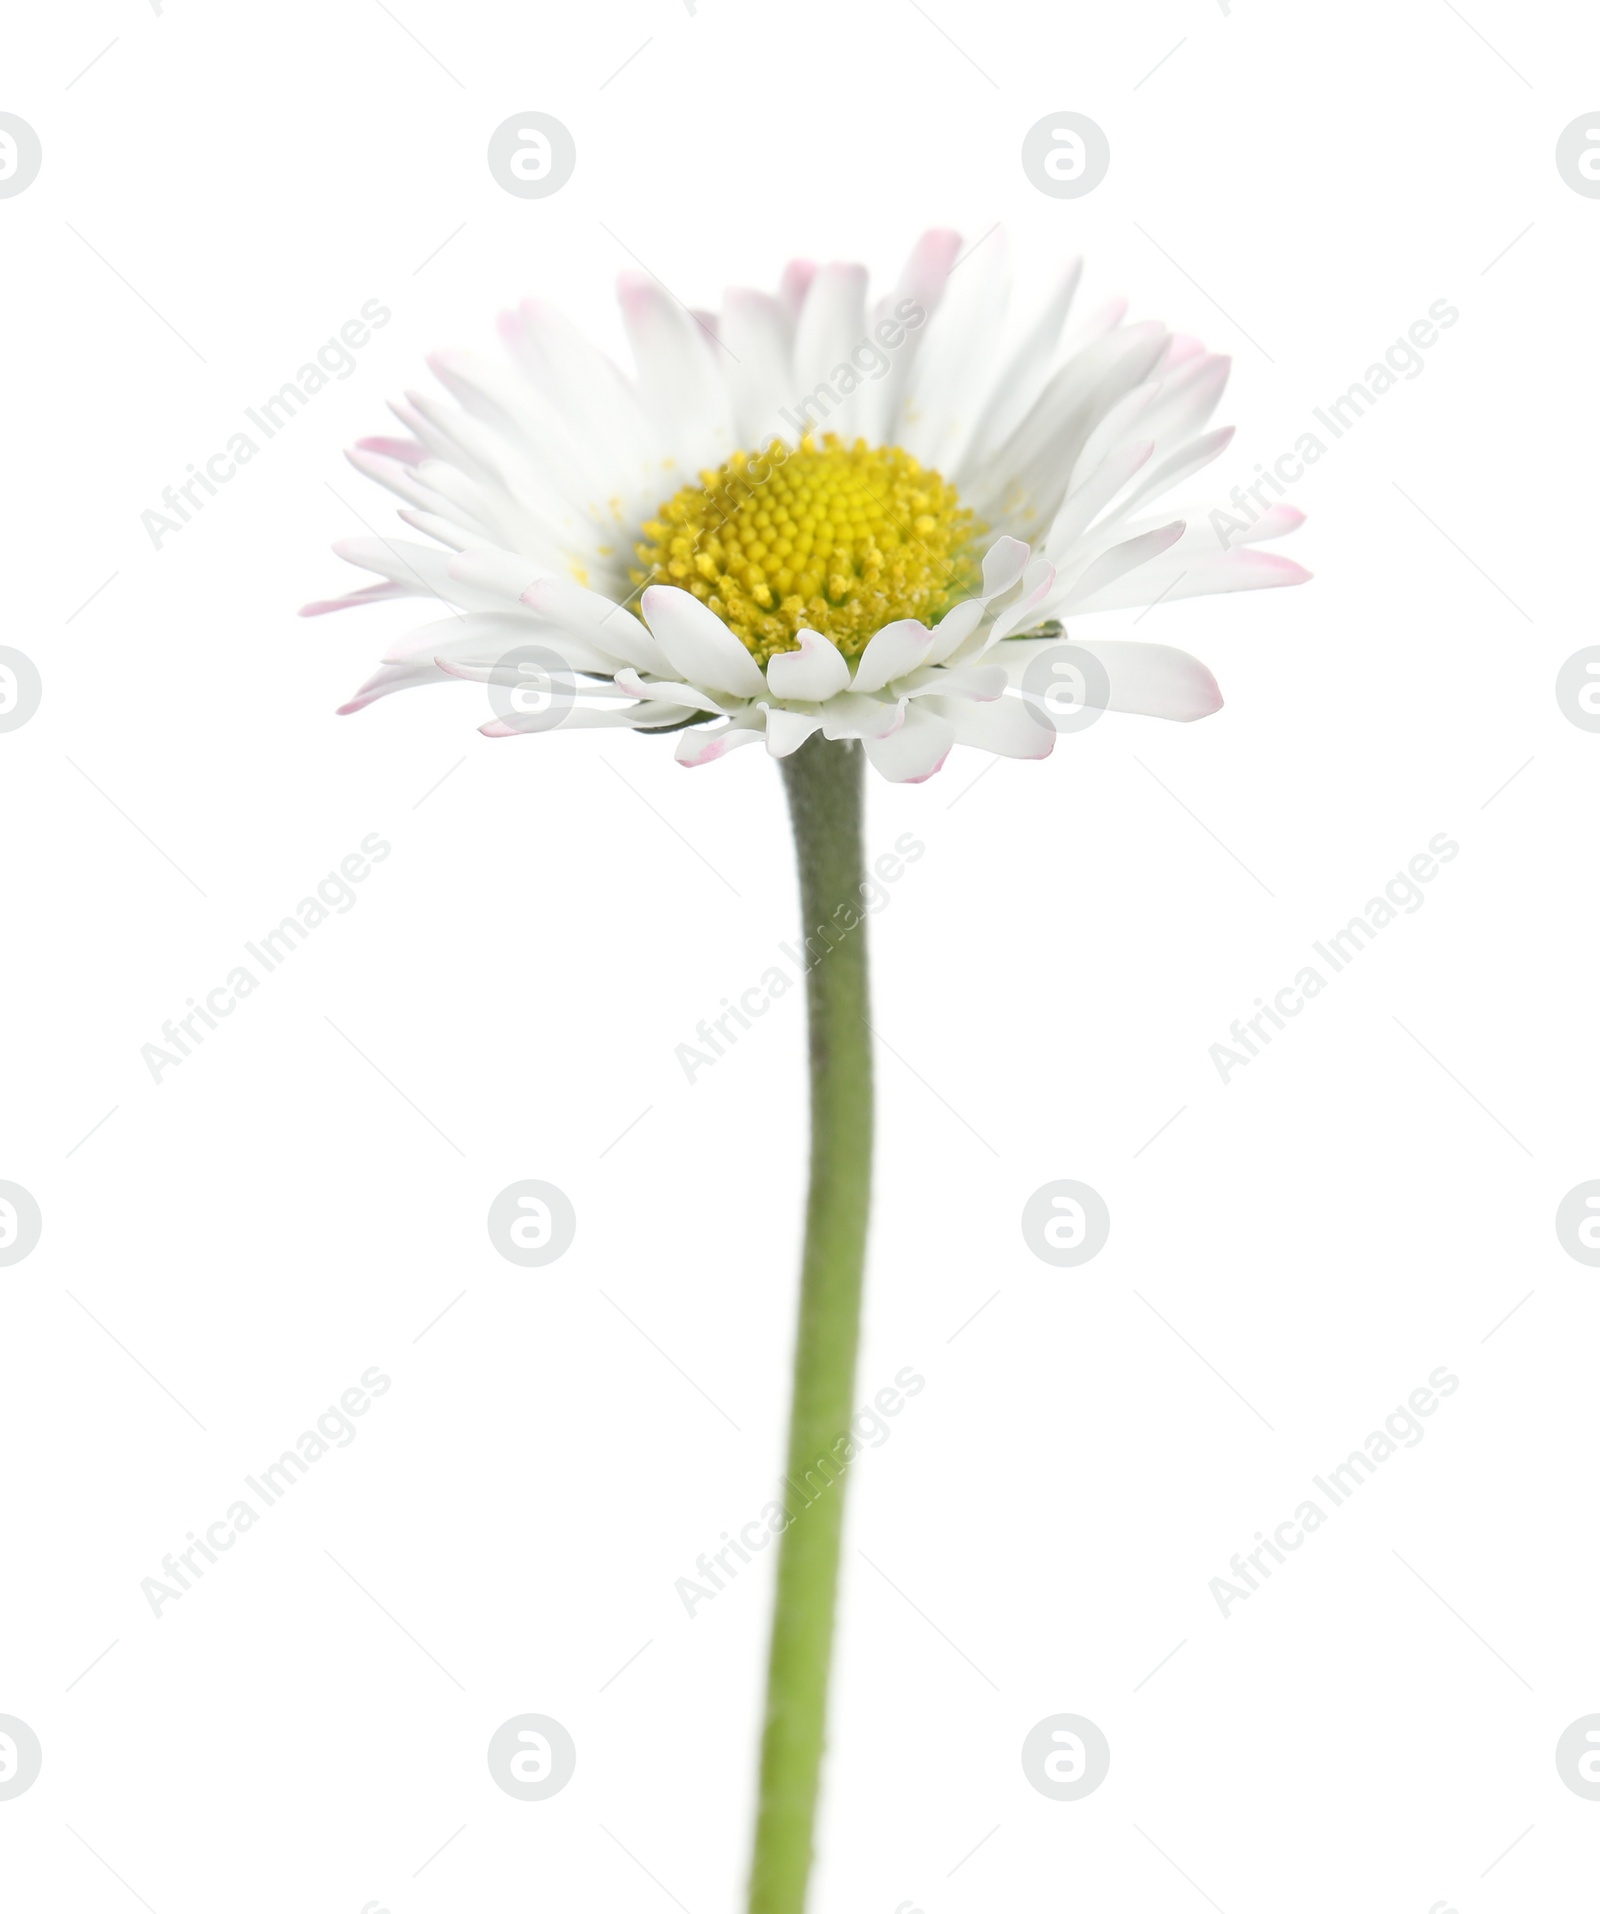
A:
307,231,1308,782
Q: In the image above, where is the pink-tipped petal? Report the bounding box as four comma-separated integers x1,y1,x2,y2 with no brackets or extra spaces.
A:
779,259,816,321
1158,333,1207,370
926,692,1056,760
675,718,765,766
1057,523,1186,609
762,708,825,757
300,581,407,618
1230,505,1306,544
521,577,668,675
863,704,956,782
978,534,1031,599
766,629,851,702
1228,549,1312,586
851,619,935,695
355,435,426,466
614,667,728,716
642,586,768,699
902,228,963,303
1063,641,1223,722
820,693,906,742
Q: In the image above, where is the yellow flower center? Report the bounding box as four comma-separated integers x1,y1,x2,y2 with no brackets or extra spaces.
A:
632,434,981,664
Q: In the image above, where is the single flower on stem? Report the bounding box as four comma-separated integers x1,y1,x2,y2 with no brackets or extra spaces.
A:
306,229,1308,1914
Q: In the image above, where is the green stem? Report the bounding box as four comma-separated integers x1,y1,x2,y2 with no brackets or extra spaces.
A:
748,735,875,1914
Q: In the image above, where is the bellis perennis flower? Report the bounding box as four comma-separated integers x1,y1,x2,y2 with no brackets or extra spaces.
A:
306,229,1309,783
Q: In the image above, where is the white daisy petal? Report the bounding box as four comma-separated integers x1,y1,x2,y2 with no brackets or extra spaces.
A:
779,259,815,328
925,536,1033,664
448,548,545,604
923,692,1055,760
434,656,627,694
1069,382,1160,492
999,639,1222,721
396,508,475,553
1159,333,1207,370
506,298,661,470
1072,641,1223,720
381,612,612,674
977,322,1169,530
676,715,767,766
390,386,498,486
1050,523,1185,612
977,535,1033,600
868,227,962,444
885,227,964,319
1045,440,1155,554
481,699,693,738
521,578,669,675
1102,426,1235,528
903,663,1007,702
820,694,905,741
901,229,1011,474
959,255,1082,476
1066,547,1311,615
863,705,956,783
641,586,769,698
337,661,452,713
983,556,1059,645
390,449,548,550
329,538,505,611
1139,353,1232,448
1064,295,1130,353
426,348,611,514
851,618,936,694
409,370,594,538
613,668,731,716
301,580,407,619
922,600,987,664
792,262,870,442
762,707,825,757
355,433,426,467
765,629,850,702
722,289,796,446
618,273,735,467
1228,504,1306,544
345,446,441,516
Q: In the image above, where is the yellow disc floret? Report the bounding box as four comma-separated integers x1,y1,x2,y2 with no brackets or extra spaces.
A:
632,434,982,665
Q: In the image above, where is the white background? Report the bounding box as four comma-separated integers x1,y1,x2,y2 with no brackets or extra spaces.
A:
2,1,1596,1910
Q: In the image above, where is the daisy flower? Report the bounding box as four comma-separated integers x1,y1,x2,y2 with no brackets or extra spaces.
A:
306,229,1308,782
307,232,1312,1914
